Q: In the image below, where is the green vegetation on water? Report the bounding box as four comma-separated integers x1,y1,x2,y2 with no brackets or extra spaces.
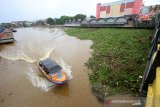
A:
65,28,153,101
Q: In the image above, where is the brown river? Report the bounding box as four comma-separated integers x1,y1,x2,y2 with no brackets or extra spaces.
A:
0,27,101,107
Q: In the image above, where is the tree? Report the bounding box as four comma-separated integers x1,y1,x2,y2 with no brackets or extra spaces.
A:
74,14,86,20
36,20,46,26
53,14,87,25
90,15,96,18
46,17,55,25
54,16,73,24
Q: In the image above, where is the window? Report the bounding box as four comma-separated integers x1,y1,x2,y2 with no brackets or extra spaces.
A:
106,5,110,13
100,6,106,11
120,3,125,12
126,2,134,8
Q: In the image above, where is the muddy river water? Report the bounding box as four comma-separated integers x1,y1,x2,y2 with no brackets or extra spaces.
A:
0,27,101,107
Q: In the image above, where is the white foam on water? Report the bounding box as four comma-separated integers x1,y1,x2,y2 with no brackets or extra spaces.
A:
26,67,55,92
57,58,72,80
0,28,72,91
26,59,72,92
52,28,65,39
0,45,56,63
0,28,68,63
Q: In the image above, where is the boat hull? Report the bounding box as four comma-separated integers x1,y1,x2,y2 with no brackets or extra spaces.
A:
38,66,68,85
0,38,14,44
0,30,14,44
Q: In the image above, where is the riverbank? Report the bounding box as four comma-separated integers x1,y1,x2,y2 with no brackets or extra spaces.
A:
65,28,153,101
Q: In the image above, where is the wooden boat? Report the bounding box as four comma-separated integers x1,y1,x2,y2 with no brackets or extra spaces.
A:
0,32,14,44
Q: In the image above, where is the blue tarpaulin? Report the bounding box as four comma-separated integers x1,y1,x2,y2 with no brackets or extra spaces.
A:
0,26,5,33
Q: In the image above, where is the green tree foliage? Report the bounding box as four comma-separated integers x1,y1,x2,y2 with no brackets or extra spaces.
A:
46,17,55,25
52,14,87,25
90,15,96,18
74,14,86,20
54,15,75,24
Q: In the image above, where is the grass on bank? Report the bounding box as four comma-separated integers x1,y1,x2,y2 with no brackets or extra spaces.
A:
65,28,153,101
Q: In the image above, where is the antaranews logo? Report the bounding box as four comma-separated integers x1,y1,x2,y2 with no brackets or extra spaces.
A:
104,97,142,106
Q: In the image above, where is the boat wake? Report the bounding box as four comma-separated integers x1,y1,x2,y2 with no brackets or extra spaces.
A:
51,29,65,39
26,67,55,92
0,45,56,63
0,28,72,91
26,58,72,92
0,28,62,63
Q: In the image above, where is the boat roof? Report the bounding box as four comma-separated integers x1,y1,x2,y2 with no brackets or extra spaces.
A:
40,58,62,73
